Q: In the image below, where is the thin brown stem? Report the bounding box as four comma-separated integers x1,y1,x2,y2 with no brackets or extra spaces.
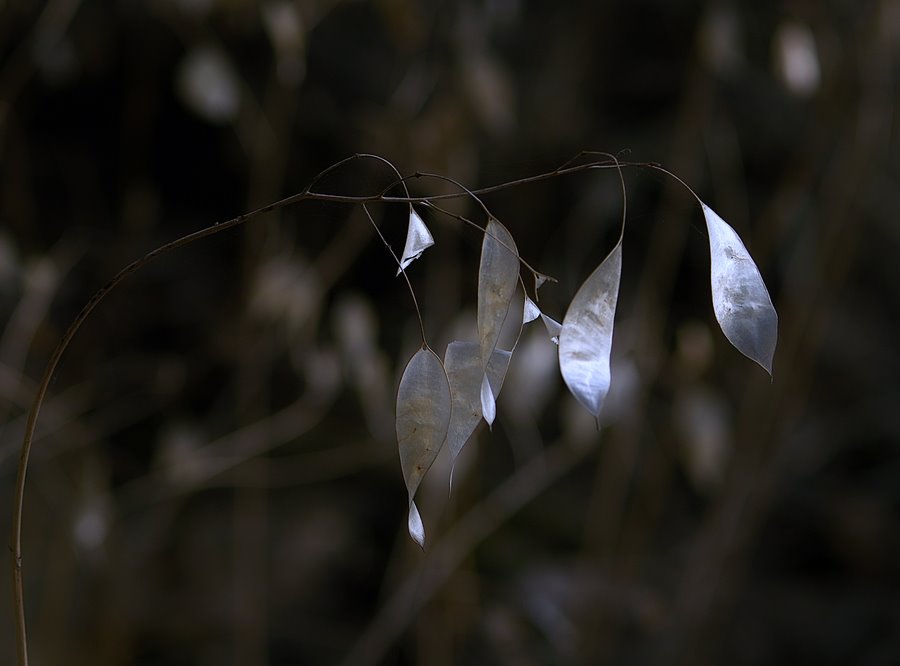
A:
10,211,252,666
422,201,550,283
360,202,429,346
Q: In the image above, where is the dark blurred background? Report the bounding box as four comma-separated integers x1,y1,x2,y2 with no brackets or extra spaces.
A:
1,1,898,664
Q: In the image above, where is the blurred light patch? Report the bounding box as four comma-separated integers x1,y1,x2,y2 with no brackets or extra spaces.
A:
262,1,307,86
332,293,393,440
880,0,900,43
699,5,744,75
0,232,20,288
502,325,560,420
773,21,821,97
249,252,321,335
176,46,241,124
73,499,110,553
485,0,521,27
174,0,216,18
23,255,58,297
33,34,79,86
675,320,713,378
157,422,206,488
600,356,641,425
460,53,516,135
294,343,341,396
674,387,731,494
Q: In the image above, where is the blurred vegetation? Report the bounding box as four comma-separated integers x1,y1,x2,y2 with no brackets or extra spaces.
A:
1,1,898,664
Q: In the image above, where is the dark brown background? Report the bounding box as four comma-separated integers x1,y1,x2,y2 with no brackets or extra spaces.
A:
1,1,898,664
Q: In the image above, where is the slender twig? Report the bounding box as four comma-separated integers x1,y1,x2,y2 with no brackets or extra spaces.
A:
10,211,251,666
303,157,625,205
612,154,628,243
405,171,493,219
422,200,549,282
360,203,428,346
